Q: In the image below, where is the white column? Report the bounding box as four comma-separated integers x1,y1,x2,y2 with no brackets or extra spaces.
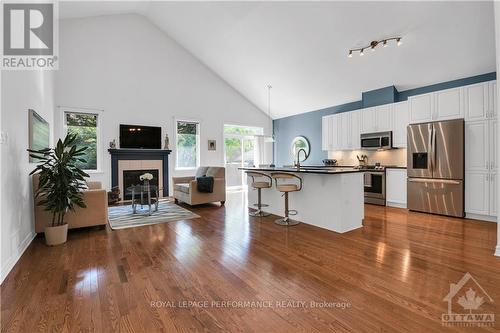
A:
495,1,500,257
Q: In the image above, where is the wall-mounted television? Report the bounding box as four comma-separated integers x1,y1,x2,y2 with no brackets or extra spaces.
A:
120,124,161,149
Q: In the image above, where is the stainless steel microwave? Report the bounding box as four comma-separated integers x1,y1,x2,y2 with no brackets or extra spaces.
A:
360,131,393,150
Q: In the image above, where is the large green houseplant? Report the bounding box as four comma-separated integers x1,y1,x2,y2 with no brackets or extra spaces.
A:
29,134,90,245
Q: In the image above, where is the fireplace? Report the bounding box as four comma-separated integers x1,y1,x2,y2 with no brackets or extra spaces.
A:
123,169,159,200
108,148,171,197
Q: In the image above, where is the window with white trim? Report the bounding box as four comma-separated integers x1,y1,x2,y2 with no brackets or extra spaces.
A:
63,111,101,171
176,120,200,169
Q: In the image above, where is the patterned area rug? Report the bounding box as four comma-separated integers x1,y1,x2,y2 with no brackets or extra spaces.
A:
108,200,200,230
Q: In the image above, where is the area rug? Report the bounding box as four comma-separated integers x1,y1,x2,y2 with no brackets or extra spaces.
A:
108,200,200,230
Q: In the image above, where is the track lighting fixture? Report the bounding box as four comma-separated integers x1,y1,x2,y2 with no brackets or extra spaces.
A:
348,37,402,58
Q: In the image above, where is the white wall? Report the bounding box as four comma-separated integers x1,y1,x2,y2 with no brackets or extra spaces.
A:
55,14,272,191
0,70,55,283
495,1,500,257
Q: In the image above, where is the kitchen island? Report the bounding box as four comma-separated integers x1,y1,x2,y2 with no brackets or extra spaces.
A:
240,167,364,233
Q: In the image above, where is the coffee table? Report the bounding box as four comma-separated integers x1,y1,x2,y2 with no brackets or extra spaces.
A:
126,184,159,216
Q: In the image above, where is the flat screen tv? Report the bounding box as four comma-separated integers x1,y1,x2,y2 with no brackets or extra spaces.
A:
120,124,161,149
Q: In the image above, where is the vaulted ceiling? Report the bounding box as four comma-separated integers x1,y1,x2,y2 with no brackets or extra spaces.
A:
60,1,497,118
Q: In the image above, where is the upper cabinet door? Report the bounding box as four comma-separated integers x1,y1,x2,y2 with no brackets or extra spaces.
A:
375,104,393,132
330,114,340,151
360,107,377,133
392,101,409,148
409,93,434,124
465,83,488,121
350,110,361,149
321,116,330,151
490,81,497,119
339,112,350,150
465,120,489,172
434,87,463,121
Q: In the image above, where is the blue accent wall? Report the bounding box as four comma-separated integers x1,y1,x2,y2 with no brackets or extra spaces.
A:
273,72,496,166
362,86,397,108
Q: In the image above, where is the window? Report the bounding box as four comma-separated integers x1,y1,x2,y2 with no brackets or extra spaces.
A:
63,111,100,171
176,120,200,169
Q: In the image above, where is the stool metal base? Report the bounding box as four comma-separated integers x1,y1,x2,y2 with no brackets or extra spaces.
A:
274,217,300,226
249,209,272,217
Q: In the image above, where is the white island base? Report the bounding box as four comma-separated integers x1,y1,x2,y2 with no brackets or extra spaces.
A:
246,171,364,233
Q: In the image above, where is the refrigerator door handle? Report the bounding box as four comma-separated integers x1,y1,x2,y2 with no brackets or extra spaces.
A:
428,127,433,171
431,126,436,174
408,178,461,185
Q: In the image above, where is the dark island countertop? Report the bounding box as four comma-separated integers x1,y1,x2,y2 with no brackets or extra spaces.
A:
239,166,362,175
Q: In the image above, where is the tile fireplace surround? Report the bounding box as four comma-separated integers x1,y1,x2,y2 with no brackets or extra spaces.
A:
119,160,163,198
108,149,171,197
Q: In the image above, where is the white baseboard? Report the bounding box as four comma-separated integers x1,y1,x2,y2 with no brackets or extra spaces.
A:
495,246,500,257
386,201,407,209
465,213,497,223
0,232,36,285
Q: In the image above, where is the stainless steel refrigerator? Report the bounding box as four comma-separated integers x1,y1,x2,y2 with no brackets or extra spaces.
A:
407,119,464,217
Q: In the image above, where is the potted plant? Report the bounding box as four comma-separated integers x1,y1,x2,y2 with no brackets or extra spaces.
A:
29,134,90,246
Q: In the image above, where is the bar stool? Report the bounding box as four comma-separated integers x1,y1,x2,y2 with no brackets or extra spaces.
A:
271,173,303,226
246,171,272,217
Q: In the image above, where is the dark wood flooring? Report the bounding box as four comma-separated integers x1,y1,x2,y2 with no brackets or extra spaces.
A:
1,191,499,332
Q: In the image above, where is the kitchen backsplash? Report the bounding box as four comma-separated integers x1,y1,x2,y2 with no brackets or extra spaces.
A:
328,148,407,167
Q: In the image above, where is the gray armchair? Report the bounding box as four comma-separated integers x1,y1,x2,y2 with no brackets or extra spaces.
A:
172,167,226,206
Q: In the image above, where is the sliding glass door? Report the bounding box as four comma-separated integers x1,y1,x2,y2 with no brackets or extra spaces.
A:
224,125,263,188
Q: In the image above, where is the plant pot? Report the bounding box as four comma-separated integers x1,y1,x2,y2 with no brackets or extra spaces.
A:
44,224,68,246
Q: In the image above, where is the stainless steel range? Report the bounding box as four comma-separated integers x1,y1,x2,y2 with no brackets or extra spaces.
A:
355,165,386,206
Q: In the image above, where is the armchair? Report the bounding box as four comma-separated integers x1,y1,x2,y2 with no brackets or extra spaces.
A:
173,166,226,206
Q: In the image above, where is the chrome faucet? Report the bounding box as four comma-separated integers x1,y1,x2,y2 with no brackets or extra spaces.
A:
295,148,307,169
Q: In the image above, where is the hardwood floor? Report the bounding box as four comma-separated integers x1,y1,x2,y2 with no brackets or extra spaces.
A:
1,191,499,332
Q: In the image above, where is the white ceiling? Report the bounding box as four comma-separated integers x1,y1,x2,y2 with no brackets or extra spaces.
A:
60,1,497,119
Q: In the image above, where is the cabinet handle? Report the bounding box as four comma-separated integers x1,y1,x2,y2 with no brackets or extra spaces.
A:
486,174,489,181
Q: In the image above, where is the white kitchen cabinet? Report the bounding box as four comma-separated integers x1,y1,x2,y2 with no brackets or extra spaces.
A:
330,115,340,151
350,110,361,149
465,82,489,121
360,104,392,134
434,87,464,121
360,107,377,133
375,104,393,132
465,171,490,216
465,116,497,219
339,112,350,149
409,93,434,123
489,172,497,216
465,120,489,171
490,119,497,172
322,116,329,151
392,101,409,148
386,168,407,208
490,81,497,119
409,87,465,124
322,115,336,151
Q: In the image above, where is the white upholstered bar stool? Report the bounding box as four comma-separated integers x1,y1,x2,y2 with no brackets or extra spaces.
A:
246,171,272,217
271,172,303,226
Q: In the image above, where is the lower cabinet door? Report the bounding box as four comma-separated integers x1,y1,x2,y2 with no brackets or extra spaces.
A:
465,171,490,215
386,169,407,207
490,172,497,216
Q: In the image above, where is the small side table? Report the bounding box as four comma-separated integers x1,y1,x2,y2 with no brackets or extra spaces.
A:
126,184,159,216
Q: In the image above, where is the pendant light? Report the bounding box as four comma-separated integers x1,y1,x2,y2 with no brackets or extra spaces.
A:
264,84,275,143
256,84,275,143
